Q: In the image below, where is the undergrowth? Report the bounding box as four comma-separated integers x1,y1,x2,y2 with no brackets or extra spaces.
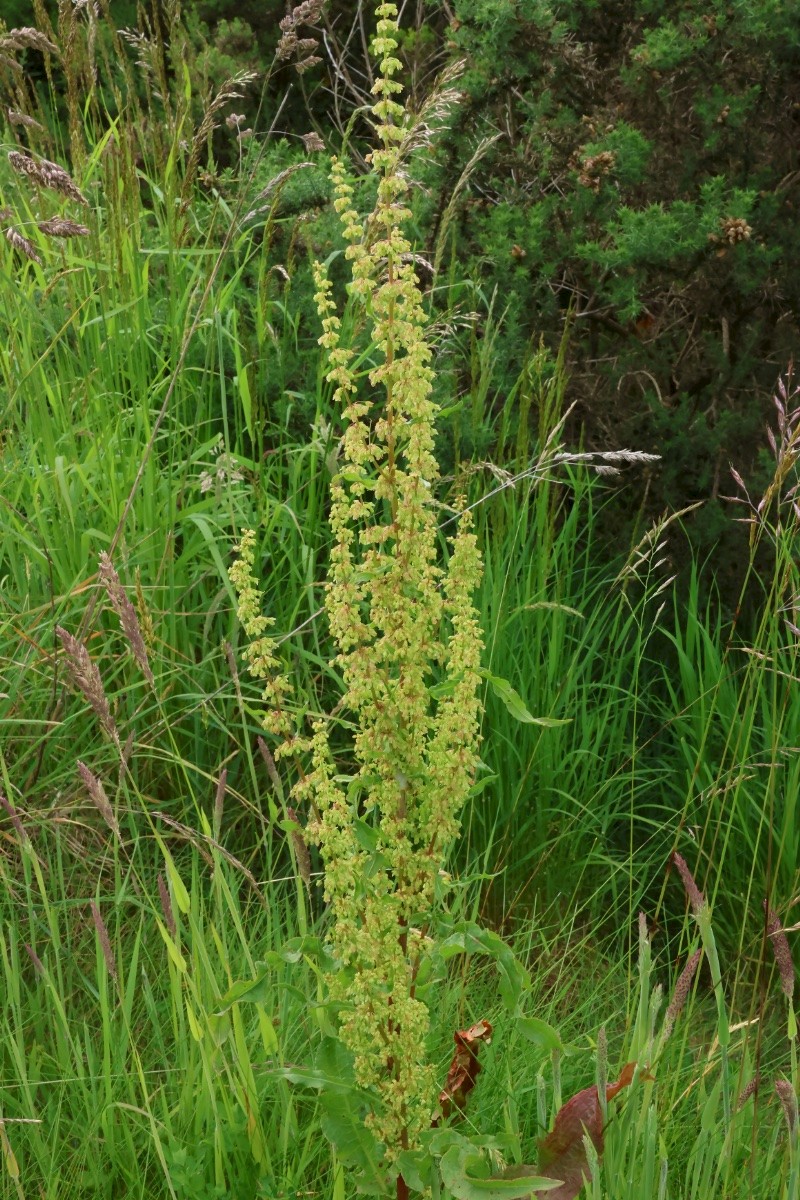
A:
0,2,797,1197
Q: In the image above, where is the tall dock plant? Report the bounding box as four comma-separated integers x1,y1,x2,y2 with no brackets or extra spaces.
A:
306,0,486,1171
233,2,484,1191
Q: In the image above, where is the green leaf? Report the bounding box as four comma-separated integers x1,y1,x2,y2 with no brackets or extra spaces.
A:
480,671,571,728
396,1149,431,1193
440,1145,561,1199
438,921,530,1012
215,969,271,1012
352,818,381,852
266,1037,363,1096
468,773,498,799
515,1016,572,1055
264,936,338,974
319,1091,384,1185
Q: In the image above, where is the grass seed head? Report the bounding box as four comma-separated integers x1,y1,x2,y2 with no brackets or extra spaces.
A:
38,216,90,238
55,625,119,745
98,552,154,687
8,150,88,205
3,224,42,264
764,899,796,1001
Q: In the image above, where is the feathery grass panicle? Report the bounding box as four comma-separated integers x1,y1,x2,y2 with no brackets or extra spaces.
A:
55,625,119,745
0,27,58,55
77,761,120,842
179,71,257,212
133,569,155,650
6,108,44,130
8,150,88,205
98,552,154,688
3,224,42,264
37,216,90,238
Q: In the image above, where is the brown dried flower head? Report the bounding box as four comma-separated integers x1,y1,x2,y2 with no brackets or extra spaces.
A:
90,901,118,982
720,216,752,245
736,1075,759,1111
277,0,324,67
578,150,616,191
662,946,703,1039
286,805,312,889
77,760,120,841
1,793,29,844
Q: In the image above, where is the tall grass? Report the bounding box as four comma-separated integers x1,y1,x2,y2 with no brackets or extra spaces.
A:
0,2,797,1196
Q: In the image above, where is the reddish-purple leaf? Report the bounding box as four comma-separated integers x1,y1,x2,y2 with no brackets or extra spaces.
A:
534,1063,651,1200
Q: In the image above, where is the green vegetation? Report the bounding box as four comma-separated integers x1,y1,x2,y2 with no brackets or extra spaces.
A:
0,2,797,1198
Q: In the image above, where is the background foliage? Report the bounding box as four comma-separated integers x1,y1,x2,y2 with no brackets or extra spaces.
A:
0,0,798,1196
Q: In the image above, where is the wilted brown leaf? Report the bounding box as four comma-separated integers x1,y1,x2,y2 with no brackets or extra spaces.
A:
437,1019,493,1120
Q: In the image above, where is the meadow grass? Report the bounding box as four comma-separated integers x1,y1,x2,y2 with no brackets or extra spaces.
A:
0,3,797,1196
